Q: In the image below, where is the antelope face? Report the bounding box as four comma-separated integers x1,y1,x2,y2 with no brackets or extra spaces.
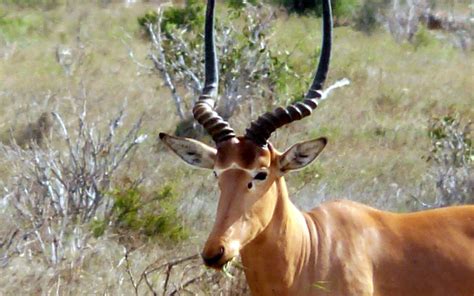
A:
160,134,327,268
203,137,275,268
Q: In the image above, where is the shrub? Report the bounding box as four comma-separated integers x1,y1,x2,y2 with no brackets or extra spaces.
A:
412,25,435,49
271,0,358,18
139,2,302,136
0,106,146,265
353,0,394,35
427,115,472,169
413,115,473,208
353,0,381,34
227,0,257,9
138,0,204,36
430,115,472,206
90,218,107,238
110,184,189,242
0,14,44,42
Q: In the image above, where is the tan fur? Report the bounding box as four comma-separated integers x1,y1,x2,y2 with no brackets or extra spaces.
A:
161,135,474,295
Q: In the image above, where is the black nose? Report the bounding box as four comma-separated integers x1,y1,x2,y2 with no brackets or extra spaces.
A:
202,246,225,267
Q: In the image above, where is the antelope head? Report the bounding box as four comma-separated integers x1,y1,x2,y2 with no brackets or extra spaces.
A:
160,0,332,269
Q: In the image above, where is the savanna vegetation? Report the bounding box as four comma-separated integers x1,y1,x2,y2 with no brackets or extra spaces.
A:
0,0,472,294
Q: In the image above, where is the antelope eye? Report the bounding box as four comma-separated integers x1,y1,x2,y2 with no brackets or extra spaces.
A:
213,171,218,178
254,172,268,181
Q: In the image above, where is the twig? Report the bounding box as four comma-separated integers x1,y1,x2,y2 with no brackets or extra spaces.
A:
168,271,208,296
147,9,185,120
121,37,154,72
0,229,19,250
124,248,139,295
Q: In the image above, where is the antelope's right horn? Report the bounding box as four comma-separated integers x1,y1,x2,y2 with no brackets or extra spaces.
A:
193,0,236,144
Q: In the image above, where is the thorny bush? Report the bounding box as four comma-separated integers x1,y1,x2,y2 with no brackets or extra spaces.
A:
425,115,473,206
411,115,473,208
139,1,303,136
0,104,147,266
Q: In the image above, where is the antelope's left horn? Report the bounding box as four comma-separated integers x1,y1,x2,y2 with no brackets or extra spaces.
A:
245,0,332,147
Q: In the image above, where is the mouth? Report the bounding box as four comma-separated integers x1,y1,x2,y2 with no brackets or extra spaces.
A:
202,240,241,270
206,257,237,278
203,255,234,270
221,258,236,278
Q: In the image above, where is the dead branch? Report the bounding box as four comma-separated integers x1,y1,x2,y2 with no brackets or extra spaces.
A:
1,102,147,265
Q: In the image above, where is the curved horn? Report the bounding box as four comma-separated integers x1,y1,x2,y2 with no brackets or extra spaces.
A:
244,0,332,147
192,0,236,144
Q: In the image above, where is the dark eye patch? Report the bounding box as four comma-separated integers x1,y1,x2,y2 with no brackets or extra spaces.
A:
254,172,267,181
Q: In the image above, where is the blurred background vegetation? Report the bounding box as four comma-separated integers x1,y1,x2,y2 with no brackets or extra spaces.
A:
0,0,472,294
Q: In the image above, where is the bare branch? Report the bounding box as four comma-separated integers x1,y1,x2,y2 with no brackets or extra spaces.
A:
147,9,186,120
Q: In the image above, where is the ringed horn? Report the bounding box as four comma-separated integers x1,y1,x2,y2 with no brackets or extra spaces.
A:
193,0,332,146
192,0,236,144
245,0,332,147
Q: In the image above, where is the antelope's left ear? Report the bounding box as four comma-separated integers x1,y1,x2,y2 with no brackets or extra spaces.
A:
159,133,216,169
279,137,327,173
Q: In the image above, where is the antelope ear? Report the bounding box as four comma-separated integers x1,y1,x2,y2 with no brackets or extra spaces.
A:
279,137,327,172
159,133,216,169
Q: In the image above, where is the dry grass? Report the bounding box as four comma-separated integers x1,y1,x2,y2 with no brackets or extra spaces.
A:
0,0,472,294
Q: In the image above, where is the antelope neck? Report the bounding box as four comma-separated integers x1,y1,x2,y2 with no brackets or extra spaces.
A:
240,176,320,294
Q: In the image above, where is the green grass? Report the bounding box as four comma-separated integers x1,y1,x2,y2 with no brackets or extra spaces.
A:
269,18,472,199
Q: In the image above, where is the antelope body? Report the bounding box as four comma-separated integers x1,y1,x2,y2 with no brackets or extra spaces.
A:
159,0,474,294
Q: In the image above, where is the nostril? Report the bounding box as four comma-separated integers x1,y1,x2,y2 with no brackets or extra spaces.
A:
202,246,225,266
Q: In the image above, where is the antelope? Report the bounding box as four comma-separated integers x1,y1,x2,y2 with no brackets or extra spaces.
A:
159,0,474,294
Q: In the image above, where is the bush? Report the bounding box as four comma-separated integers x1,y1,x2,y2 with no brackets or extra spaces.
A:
353,0,380,34
427,115,471,169
138,0,204,36
413,115,473,208
139,2,302,135
110,184,189,242
429,115,472,206
0,14,43,42
353,0,393,34
412,25,435,49
271,0,358,18
227,0,257,9
0,107,146,265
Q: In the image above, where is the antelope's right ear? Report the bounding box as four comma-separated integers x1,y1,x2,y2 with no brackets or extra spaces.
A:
159,133,216,169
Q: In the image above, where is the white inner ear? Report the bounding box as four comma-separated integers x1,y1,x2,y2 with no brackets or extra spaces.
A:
161,134,216,169
280,138,326,172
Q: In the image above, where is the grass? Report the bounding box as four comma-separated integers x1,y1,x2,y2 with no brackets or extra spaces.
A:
269,18,472,209
0,0,472,294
